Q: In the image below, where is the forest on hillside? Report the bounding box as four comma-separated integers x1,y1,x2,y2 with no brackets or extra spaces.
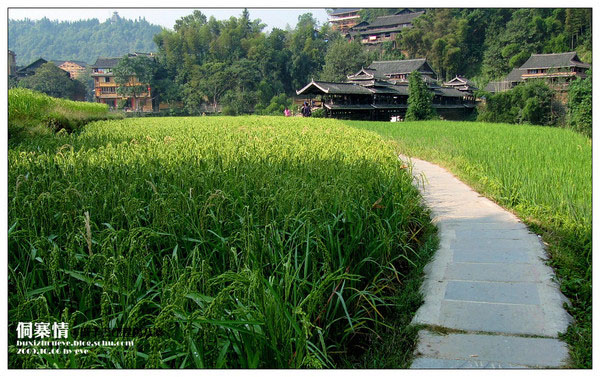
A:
8,13,162,65
9,8,592,122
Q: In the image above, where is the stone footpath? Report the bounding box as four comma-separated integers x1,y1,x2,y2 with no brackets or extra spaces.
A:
402,156,573,369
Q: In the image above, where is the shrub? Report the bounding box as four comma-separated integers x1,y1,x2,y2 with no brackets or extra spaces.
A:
312,108,326,118
567,70,592,137
478,80,554,126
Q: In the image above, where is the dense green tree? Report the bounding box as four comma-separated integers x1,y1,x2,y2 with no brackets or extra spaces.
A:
18,62,86,100
478,80,554,125
567,70,592,137
320,39,371,82
405,71,435,121
114,55,157,111
9,15,161,65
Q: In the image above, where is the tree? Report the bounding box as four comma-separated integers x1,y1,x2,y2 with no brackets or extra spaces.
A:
405,71,435,121
114,55,156,111
18,62,85,100
320,39,371,82
478,80,554,126
183,62,230,114
567,70,592,137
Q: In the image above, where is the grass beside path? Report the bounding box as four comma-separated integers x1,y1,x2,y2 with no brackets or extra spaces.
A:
347,120,592,368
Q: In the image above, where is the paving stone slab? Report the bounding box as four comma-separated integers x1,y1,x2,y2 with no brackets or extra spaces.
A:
411,357,528,369
452,247,532,263
444,281,540,305
443,262,542,282
413,330,569,368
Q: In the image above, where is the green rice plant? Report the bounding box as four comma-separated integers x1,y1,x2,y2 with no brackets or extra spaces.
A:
8,88,116,141
8,116,433,368
348,119,592,368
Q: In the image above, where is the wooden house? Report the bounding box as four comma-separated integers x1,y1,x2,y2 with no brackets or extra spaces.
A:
328,9,362,34
91,53,154,112
484,52,590,93
52,60,88,79
347,9,424,46
297,59,475,120
16,58,50,77
8,50,17,76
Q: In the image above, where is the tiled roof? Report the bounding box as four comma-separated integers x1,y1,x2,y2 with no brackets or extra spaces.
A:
51,60,88,67
330,8,361,16
91,57,122,68
519,52,591,70
434,87,465,98
296,81,373,95
367,59,434,76
365,11,424,29
444,76,478,90
505,68,525,83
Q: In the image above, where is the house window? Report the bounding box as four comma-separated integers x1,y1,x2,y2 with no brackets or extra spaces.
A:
104,77,111,83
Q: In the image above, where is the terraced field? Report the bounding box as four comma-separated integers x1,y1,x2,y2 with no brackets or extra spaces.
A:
8,116,434,368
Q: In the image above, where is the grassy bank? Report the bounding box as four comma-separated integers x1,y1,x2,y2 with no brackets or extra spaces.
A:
348,120,592,368
8,88,121,142
9,116,435,368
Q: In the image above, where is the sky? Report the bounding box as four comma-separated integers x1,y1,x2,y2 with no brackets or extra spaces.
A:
8,7,330,32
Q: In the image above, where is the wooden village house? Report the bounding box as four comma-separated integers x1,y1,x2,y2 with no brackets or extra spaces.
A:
91,53,154,112
484,52,590,93
328,9,362,34
347,9,424,46
8,50,17,76
296,58,476,121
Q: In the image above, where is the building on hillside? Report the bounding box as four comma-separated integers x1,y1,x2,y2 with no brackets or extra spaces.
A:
347,9,424,46
8,50,17,76
51,60,88,79
296,58,475,121
91,53,155,112
16,58,50,77
484,52,590,93
328,9,361,34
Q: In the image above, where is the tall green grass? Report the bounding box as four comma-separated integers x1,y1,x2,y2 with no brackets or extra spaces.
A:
348,120,592,368
8,88,119,141
9,116,433,368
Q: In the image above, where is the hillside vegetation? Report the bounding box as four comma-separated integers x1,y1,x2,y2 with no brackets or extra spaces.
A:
8,88,120,141
8,116,435,368
9,15,161,65
349,120,592,368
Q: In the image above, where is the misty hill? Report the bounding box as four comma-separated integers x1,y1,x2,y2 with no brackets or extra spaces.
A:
9,13,163,66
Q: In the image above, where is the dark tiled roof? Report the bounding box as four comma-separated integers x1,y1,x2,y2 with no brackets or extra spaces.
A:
17,58,48,72
91,57,122,68
434,88,465,98
330,8,361,16
359,11,424,29
367,59,434,76
296,81,373,95
505,68,525,83
519,52,591,70
368,84,410,95
444,76,478,90
51,60,88,67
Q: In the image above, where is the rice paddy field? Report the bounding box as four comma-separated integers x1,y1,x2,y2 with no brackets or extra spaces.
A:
348,120,592,368
8,116,435,368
